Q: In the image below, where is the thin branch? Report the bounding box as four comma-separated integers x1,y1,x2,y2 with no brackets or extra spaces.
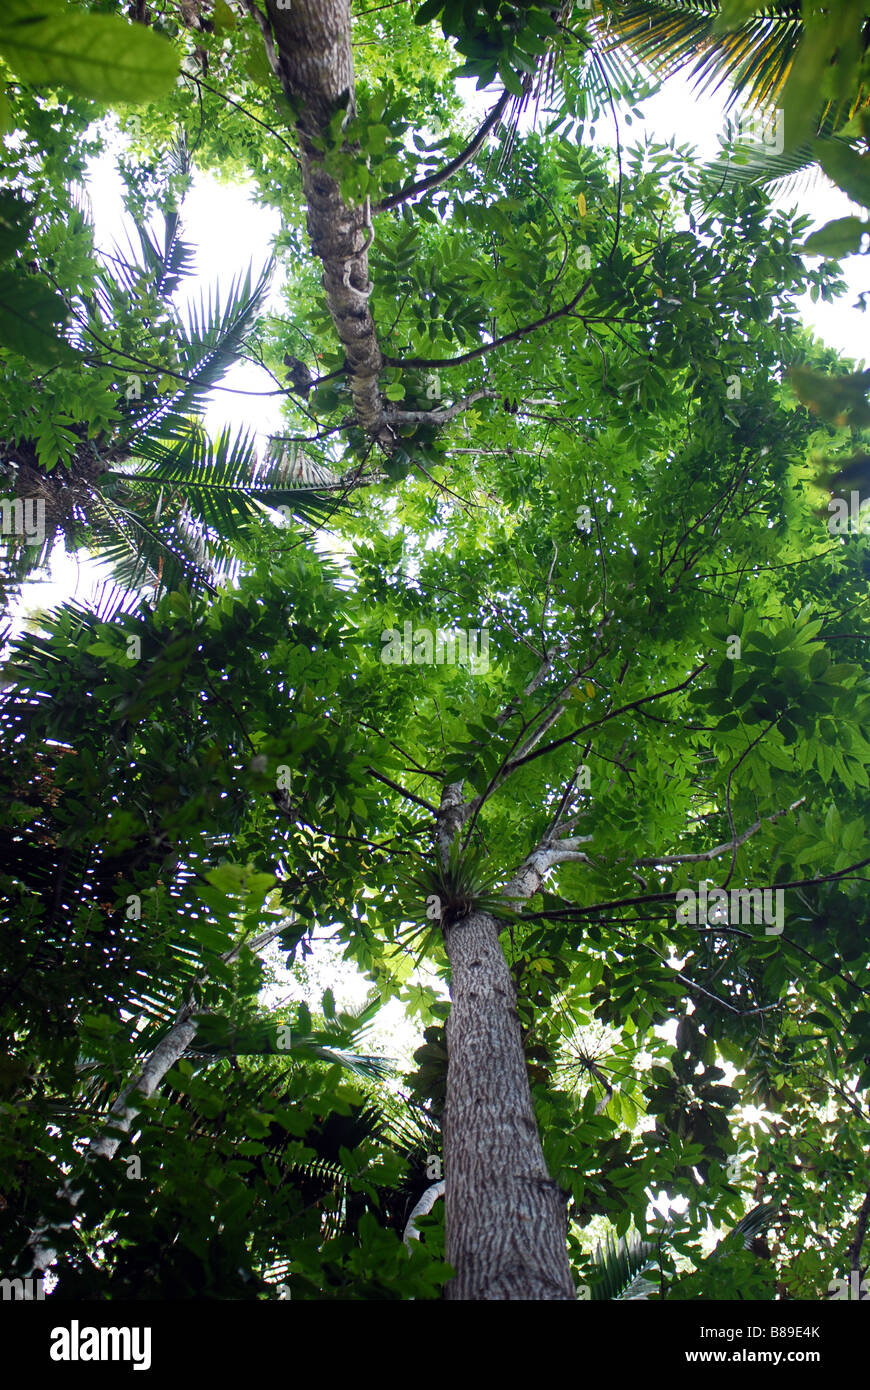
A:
389,388,499,425
375,90,511,213
367,767,439,816
631,798,806,868
240,0,291,102
384,273,595,371
600,58,623,267
504,663,709,776
180,70,300,164
521,855,870,925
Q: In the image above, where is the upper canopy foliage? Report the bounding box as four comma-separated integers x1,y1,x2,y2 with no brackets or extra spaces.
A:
0,0,869,1303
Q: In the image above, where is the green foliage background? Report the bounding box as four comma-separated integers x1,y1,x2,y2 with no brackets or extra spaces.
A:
1,0,869,1302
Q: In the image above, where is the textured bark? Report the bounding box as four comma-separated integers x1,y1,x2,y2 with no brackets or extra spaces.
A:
436,780,467,867
264,0,393,450
443,908,576,1300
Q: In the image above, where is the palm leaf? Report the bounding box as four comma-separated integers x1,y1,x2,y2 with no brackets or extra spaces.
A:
80,487,219,602
187,1011,394,1082
700,107,845,199
712,1199,779,1256
134,207,197,302
119,262,273,445
585,1202,778,1300
589,1228,660,1300
596,1,804,111
108,422,350,548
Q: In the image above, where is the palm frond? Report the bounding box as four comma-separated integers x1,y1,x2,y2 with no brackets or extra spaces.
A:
701,143,823,202
135,208,197,302
5,160,283,609
712,1200,779,1256
120,262,273,445
108,422,349,544
698,102,847,203
597,1,804,111
584,1201,777,1300
83,488,219,600
589,1228,660,1300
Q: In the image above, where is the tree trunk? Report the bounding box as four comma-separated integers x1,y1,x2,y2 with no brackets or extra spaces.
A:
264,0,393,450
24,920,293,1275
89,1015,199,1160
442,908,576,1300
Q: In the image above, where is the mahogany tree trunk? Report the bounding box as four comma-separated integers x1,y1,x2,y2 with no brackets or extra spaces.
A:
443,908,576,1300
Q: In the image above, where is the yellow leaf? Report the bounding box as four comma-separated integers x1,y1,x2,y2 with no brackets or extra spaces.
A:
577,193,587,217
586,683,594,698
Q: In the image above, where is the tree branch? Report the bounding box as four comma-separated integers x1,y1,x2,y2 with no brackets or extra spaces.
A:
389,388,499,425
367,766,439,815
384,274,595,371
375,90,510,213
403,1180,446,1245
631,798,806,868
504,664,709,776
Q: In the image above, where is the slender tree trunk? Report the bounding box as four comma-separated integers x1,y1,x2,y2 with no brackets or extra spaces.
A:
25,920,291,1275
263,0,393,450
89,1015,199,1160
443,908,576,1300
26,1015,199,1276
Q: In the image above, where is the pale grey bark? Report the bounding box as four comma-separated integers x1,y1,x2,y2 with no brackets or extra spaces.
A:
436,781,467,868
89,917,293,1163
848,1188,870,1282
27,1013,200,1275
390,389,499,426
403,1180,445,1246
89,1015,199,1161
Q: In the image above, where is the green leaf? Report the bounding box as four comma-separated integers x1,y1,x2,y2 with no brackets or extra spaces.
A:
0,0,65,19
0,267,77,365
802,217,867,257
212,0,236,34
500,64,524,99
779,35,833,150
713,1,761,34
0,13,178,104
815,140,870,210
0,191,31,260
414,0,443,26
366,124,391,157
